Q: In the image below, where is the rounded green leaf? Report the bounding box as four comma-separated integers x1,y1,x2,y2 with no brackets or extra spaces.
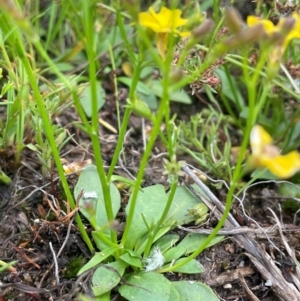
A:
74,165,121,227
165,186,201,225
168,284,180,301
125,185,168,250
163,246,186,263
171,281,220,301
150,80,191,104
79,82,106,117
177,233,224,254
120,252,143,268
117,77,151,95
119,272,171,301
170,258,204,274
92,260,128,296
152,234,180,253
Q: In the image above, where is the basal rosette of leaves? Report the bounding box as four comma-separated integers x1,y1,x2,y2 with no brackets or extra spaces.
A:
74,165,223,301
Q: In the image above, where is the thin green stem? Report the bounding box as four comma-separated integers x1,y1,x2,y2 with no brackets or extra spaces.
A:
121,30,176,248
116,9,136,64
107,55,144,181
160,46,272,273
120,102,168,247
82,1,117,248
1,7,94,252
108,45,121,132
121,77,171,250
18,37,94,253
107,107,131,181
143,181,178,257
163,35,176,158
93,231,120,248
107,25,148,180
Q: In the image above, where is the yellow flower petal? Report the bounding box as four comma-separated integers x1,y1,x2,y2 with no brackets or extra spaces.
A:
139,8,164,32
247,13,300,52
175,30,190,37
286,13,300,42
250,125,300,178
139,6,189,34
167,8,189,28
250,124,273,155
247,16,276,34
156,32,168,58
260,151,300,179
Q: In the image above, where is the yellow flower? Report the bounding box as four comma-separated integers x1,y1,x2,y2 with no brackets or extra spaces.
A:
250,125,300,179
247,15,276,35
139,7,190,58
139,7,189,36
286,12,300,43
247,13,300,51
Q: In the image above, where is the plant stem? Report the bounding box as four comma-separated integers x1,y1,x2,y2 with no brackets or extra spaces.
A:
82,1,117,249
143,181,178,257
2,8,94,252
107,56,144,181
19,38,94,253
159,46,272,273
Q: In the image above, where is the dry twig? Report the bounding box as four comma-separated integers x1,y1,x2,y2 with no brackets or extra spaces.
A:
182,164,300,301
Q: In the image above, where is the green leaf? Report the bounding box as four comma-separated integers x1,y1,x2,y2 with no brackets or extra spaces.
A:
97,292,111,301
279,182,300,198
0,168,11,184
110,175,139,189
150,80,191,104
215,68,244,109
140,66,154,79
139,92,158,110
48,62,74,73
74,165,121,228
177,233,224,254
92,232,112,251
152,234,180,253
136,225,173,255
78,293,109,301
171,281,220,301
240,107,270,125
97,25,134,61
165,186,200,225
26,143,40,153
118,77,151,95
79,82,106,117
239,106,249,119
204,83,217,93
125,185,168,250
92,260,128,296
250,168,277,180
120,252,143,268
119,272,171,301
171,258,204,274
77,247,119,275
0,261,16,272
127,97,153,120
168,284,181,301
163,246,186,263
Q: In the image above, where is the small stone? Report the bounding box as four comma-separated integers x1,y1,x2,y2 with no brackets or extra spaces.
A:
265,279,272,287
23,273,32,282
